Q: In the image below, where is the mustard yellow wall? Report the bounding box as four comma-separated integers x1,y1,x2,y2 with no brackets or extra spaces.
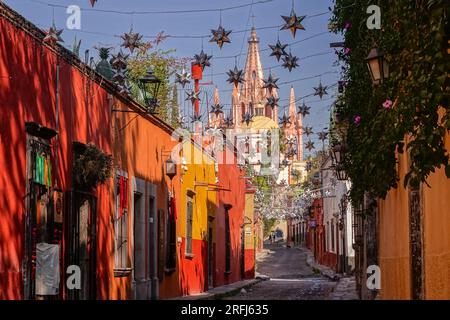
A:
422,130,450,299
244,193,255,249
378,148,412,300
379,118,450,300
178,141,217,241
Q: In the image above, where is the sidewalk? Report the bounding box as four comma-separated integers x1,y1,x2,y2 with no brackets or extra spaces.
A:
302,247,359,300
170,279,262,300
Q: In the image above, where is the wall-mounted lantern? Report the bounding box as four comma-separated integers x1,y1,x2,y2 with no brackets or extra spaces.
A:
365,47,389,85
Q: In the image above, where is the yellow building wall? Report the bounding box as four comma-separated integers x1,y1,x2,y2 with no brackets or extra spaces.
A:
422,130,450,299
178,141,217,241
379,116,450,299
378,146,411,299
244,193,255,249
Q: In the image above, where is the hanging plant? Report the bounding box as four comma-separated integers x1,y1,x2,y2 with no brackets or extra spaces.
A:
73,142,113,192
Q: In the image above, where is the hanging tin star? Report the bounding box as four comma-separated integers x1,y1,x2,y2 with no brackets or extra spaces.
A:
242,113,254,126
191,114,202,123
287,148,298,158
175,67,191,88
210,103,224,116
193,50,212,70
209,24,232,49
298,102,310,117
223,115,234,127
314,81,328,99
112,68,127,83
266,96,279,109
185,90,201,106
110,50,129,70
226,66,245,87
286,136,297,145
280,159,290,168
177,115,187,127
262,73,279,92
43,23,64,44
317,131,329,141
279,113,291,127
280,8,306,38
120,28,143,53
89,0,97,7
118,82,132,96
303,126,313,137
282,52,299,72
305,141,315,152
268,39,288,61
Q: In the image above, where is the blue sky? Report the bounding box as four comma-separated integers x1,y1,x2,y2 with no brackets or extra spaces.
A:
5,0,342,154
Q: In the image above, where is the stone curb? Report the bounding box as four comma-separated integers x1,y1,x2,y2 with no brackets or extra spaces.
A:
302,249,340,281
170,279,263,300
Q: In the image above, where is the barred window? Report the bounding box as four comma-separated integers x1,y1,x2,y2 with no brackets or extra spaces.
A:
186,195,194,255
114,174,129,270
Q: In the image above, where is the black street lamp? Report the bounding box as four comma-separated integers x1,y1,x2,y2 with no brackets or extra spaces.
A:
138,68,161,114
331,143,348,181
365,47,389,85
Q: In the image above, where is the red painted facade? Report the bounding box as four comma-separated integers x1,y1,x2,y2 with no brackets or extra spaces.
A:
305,199,326,266
0,6,113,299
0,3,254,300
214,145,246,287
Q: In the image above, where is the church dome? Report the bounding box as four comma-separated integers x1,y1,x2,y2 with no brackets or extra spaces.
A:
243,116,279,130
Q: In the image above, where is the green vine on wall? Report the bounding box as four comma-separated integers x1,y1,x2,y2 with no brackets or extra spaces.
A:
330,0,450,204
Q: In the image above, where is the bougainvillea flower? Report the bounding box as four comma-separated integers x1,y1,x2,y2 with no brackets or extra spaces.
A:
354,115,361,124
383,99,393,109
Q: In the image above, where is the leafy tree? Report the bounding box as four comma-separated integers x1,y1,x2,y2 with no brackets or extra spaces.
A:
127,48,182,128
330,0,450,204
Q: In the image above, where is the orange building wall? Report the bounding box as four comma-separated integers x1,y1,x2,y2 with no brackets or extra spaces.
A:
422,130,450,300
378,147,412,300
109,98,180,300
378,123,450,300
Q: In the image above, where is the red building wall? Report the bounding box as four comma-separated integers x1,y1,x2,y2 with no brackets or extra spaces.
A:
214,145,246,287
0,6,113,299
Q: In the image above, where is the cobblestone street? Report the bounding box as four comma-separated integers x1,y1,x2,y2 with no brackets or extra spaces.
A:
225,244,357,300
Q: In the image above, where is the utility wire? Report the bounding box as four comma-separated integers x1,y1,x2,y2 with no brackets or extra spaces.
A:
26,0,274,15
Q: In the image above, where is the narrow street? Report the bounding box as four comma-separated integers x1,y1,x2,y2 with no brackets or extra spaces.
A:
225,245,338,300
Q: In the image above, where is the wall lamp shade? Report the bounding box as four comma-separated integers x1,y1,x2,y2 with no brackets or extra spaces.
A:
138,68,161,113
165,157,177,180
365,48,389,85
332,143,348,181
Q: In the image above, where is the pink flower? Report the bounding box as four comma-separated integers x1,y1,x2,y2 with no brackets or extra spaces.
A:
383,99,393,109
344,47,351,55
354,116,361,125
344,22,352,30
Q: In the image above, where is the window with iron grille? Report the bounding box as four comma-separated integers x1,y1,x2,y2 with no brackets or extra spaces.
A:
225,209,231,273
165,197,177,270
331,220,335,252
114,174,129,270
186,195,194,255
